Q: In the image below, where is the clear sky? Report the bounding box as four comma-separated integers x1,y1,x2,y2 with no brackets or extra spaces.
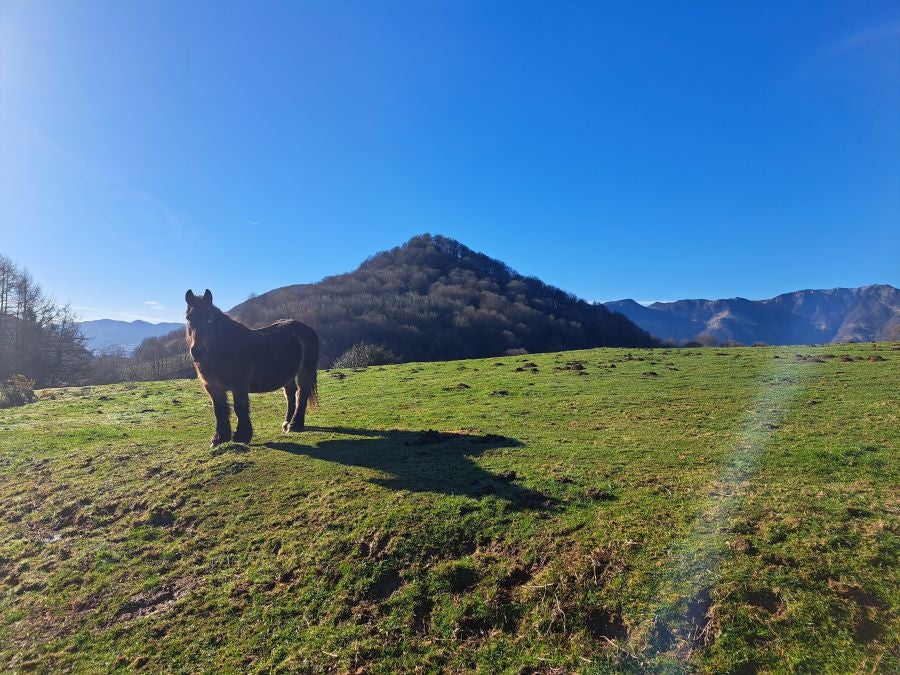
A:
1,1,897,323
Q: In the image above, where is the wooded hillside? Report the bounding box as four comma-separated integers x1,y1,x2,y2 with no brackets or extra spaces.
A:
228,234,656,366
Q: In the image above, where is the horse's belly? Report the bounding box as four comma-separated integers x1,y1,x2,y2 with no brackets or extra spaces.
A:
247,360,301,392
248,374,291,393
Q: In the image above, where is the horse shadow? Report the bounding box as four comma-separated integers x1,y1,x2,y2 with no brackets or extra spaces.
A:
264,427,556,510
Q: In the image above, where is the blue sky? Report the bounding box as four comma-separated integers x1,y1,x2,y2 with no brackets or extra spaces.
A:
1,1,897,323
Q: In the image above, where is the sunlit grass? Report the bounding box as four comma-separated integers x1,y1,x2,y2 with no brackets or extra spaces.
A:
0,344,897,672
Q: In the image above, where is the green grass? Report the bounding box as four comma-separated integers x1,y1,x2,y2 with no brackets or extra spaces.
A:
1,344,897,673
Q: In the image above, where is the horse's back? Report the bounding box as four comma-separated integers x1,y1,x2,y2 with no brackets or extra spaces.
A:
252,319,318,366
240,321,306,392
253,318,294,333
254,319,314,334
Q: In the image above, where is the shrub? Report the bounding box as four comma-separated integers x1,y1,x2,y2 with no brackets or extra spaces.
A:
332,342,400,369
0,374,36,409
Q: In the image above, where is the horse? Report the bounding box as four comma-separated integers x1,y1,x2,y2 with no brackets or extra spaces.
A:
184,289,319,447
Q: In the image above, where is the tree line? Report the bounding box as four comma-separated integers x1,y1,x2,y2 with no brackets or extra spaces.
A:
86,336,193,384
3,236,658,391
0,254,192,391
128,235,657,374
0,254,91,387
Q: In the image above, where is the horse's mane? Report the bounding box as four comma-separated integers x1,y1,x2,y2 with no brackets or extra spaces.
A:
211,305,246,331
185,301,249,344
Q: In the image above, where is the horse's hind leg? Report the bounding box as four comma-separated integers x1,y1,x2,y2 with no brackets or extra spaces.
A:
282,382,298,432
287,384,307,432
288,367,316,432
233,388,253,444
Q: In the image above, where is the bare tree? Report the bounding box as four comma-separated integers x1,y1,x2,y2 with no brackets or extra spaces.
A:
0,253,91,386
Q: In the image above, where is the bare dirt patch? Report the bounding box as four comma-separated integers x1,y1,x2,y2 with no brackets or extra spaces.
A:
586,608,628,640
114,577,203,623
745,589,781,613
828,580,886,609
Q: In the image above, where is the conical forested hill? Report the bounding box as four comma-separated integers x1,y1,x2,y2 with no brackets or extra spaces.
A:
229,234,656,366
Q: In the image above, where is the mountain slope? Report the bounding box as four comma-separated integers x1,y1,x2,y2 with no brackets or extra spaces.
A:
603,299,700,343
605,285,899,345
229,234,656,365
79,319,185,355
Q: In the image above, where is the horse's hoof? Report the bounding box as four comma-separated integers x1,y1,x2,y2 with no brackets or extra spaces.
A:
233,432,253,444
282,421,290,432
210,434,231,448
287,423,305,433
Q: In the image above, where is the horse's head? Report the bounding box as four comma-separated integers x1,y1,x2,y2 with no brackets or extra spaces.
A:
185,289,217,362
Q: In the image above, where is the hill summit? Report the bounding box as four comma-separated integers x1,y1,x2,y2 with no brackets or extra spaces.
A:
231,234,655,365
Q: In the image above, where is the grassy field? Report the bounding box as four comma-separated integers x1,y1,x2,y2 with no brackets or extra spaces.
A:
0,344,897,673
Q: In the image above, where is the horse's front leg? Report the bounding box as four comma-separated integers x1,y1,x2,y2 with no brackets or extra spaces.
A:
206,384,232,447
233,388,253,444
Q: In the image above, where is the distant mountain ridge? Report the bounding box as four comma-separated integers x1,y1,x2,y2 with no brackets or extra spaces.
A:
604,285,899,345
79,319,184,355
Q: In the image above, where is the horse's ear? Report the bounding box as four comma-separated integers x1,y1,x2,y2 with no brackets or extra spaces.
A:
185,289,196,305
202,289,213,303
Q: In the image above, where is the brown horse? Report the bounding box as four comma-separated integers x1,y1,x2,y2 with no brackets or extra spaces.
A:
185,289,319,447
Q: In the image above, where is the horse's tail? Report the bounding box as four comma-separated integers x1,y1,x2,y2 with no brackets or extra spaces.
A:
293,322,319,409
